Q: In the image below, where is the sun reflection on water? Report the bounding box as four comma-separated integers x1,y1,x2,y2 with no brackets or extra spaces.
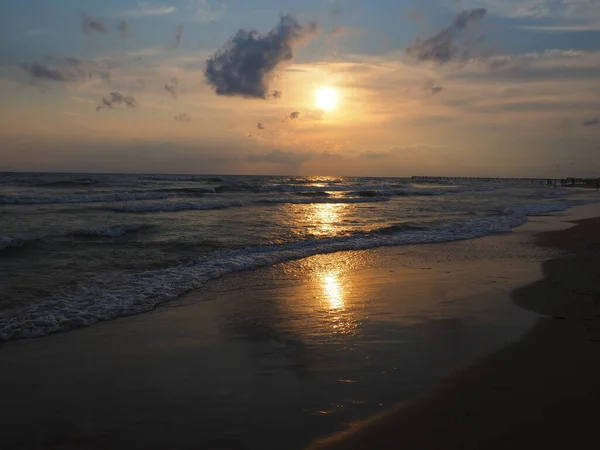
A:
318,269,359,336
311,203,347,236
322,271,345,310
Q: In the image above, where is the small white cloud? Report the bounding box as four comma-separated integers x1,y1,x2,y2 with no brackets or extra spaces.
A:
122,2,176,17
25,28,49,37
518,23,600,32
463,0,600,20
189,0,226,23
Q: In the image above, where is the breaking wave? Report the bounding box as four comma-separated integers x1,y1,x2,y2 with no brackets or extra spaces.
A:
0,199,587,341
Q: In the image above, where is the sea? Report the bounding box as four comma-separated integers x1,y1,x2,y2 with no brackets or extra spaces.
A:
0,172,595,341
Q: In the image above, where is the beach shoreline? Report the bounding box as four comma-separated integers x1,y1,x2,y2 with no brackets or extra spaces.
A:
308,204,600,449
1,203,599,449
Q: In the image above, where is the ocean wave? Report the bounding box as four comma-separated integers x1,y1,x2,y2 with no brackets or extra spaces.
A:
113,201,243,213
72,224,149,238
36,178,97,188
112,196,391,213
370,223,430,234
139,175,223,182
0,192,170,205
0,199,588,341
293,191,331,197
394,188,455,196
260,183,396,193
0,235,26,251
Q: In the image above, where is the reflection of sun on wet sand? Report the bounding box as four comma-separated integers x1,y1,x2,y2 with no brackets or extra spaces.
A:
322,272,344,310
307,204,600,450
319,270,360,336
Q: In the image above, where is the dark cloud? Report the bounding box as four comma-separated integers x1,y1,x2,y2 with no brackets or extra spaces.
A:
64,57,82,66
165,78,179,99
175,113,192,122
248,150,309,165
405,8,487,64
22,57,111,84
289,111,300,120
20,61,69,81
96,92,138,111
82,14,107,34
205,14,315,98
422,81,444,94
118,20,129,38
582,118,599,127
257,122,265,130
173,23,184,49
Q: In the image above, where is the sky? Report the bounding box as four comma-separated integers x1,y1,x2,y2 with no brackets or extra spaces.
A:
1,0,599,177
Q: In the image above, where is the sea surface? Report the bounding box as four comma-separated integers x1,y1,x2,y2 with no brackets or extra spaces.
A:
0,172,594,340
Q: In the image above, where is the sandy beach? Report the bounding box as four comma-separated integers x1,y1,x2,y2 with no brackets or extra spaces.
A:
309,203,600,449
1,203,599,449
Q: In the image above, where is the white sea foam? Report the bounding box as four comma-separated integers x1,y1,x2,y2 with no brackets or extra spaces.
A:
0,199,587,341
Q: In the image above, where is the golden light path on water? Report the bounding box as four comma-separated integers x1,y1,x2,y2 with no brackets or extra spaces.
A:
311,202,347,236
322,271,345,311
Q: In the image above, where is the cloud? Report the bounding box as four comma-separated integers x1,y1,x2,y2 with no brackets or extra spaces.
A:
248,150,309,165
172,24,184,49
471,0,600,19
20,57,113,84
164,77,179,99
205,14,316,98
20,61,69,81
405,8,487,64
118,20,130,38
359,151,392,159
302,109,325,121
519,23,600,32
190,0,226,23
459,49,600,79
122,2,176,17
175,113,192,122
82,14,107,34
326,26,364,43
96,92,138,110
582,118,599,127
421,80,444,94
25,28,49,37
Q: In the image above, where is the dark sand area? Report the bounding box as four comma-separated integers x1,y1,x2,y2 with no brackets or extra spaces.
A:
309,215,600,449
1,204,599,450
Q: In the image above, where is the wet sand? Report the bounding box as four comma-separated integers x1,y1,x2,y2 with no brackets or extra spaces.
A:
0,204,598,449
308,208,600,449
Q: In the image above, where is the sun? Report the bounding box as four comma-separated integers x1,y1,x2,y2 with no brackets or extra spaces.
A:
315,86,340,112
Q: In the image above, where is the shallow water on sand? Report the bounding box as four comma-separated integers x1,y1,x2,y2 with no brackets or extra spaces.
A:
0,233,548,450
